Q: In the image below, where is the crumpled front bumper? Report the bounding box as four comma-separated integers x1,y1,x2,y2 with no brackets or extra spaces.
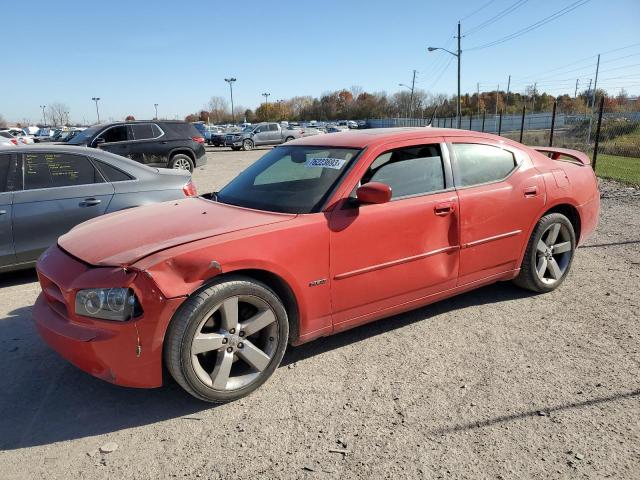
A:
33,245,185,388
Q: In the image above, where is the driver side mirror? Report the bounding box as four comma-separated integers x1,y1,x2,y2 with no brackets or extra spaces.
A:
356,182,392,204
94,137,106,145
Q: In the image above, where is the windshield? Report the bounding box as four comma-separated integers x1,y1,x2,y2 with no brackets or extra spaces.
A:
67,125,101,144
242,126,254,132
217,145,361,214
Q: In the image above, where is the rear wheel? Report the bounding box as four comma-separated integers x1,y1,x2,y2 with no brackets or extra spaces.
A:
165,277,289,403
169,154,194,172
514,213,576,293
285,136,295,142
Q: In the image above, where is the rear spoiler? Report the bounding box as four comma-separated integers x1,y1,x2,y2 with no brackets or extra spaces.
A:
532,147,591,166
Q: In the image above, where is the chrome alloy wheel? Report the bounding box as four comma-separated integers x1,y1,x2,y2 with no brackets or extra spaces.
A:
535,223,573,285
172,157,191,170
190,295,279,391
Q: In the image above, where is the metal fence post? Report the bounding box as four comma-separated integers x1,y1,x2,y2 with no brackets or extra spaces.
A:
592,97,605,172
481,110,486,132
469,115,472,130
519,106,526,143
549,101,557,147
498,109,503,136
450,117,454,128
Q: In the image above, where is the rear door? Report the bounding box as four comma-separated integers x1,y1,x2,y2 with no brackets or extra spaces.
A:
0,153,20,268
95,124,132,159
447,137,546,285
12,151,115,263
128,123,165,166
267,123,281,144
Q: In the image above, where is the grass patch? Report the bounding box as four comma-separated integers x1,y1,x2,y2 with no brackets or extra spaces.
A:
595,154,640,186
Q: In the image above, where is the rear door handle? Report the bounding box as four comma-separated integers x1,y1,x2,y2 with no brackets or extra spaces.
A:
524,186,538,197
79,198,101,207
434,202,456,216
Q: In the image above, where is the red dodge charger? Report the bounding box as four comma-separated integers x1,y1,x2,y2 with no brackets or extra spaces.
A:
33,128,600,402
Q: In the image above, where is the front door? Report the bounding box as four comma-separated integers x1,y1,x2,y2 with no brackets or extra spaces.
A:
0,153,20,268
329,141,460,328
447,138,546,285
95,124,132,158
252,125,271,146
12,152,114,264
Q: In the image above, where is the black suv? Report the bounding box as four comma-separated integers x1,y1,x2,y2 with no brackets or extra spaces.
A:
67,121,207,172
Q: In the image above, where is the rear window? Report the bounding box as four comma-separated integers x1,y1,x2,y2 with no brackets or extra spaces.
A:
163,122,201,138
23,153,105,189
131,123,157,140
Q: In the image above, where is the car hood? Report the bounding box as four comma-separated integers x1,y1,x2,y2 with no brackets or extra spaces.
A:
58,197,295,267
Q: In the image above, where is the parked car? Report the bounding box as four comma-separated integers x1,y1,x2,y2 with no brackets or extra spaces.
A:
209,130,227,147
33,128,58,143
0,145,197,272
32,128,599,403
337,120,358,129
67,120,206,172
53,128,85,143
0,128,34,144
224,122,302,150
0,131,18,146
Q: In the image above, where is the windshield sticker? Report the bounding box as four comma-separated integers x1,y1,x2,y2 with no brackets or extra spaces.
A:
305,157,346,169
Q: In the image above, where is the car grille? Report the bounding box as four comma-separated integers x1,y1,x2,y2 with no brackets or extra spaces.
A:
38,272,69,318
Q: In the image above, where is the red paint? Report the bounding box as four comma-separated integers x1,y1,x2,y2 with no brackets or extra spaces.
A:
33,128,600,388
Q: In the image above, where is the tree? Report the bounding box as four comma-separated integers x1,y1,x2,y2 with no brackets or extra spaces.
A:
125,115,136,121
47,103,70,126
207,96,229,123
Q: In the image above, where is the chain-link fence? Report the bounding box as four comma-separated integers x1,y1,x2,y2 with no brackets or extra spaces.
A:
368,97,640,185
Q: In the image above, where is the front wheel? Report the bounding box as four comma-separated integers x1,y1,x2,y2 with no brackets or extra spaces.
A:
514,213,576,293
285,136,295,142
164,277,289,403
242,139,254,151
169,154,194,172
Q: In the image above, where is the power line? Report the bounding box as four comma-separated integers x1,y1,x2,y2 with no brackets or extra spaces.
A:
465,0,529,35
427,56,455,91
467,0,591,51
460,0,499,21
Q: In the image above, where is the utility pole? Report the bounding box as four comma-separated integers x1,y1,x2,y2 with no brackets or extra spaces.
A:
495,84,499,131
587,53,601,143
91,97,101,123
476,83,480,116
224,77,237,123
531,82,537,110
40,105,46,126
574,79,579,98
409,69,416,118
154,103,158,120
505,75,511,111
427,21,461,128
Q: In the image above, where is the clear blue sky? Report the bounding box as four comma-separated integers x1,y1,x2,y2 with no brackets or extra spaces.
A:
3,0,639,124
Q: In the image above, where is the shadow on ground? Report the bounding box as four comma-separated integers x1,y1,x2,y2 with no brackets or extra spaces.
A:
1,281,534,451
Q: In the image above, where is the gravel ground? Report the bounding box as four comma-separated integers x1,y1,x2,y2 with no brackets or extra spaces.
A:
0,147,638,479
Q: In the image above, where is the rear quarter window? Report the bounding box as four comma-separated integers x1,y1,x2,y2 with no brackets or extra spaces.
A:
95,161,133,182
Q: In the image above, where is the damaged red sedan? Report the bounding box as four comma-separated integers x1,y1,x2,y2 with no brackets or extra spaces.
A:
33,128,600,402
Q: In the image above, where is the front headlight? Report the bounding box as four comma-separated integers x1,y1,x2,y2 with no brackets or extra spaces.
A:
75,288,142,321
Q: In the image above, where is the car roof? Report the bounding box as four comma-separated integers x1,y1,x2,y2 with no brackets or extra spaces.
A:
289,127,524,149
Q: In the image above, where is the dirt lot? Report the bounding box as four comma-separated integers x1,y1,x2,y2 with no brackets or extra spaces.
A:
1,147,639,479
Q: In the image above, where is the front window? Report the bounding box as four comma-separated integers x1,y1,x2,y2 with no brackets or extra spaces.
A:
217,146,361,214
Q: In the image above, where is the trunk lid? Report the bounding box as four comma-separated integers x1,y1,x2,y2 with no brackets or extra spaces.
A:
58,198,294,266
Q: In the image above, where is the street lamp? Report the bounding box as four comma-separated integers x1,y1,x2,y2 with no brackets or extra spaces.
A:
224,78,236,123
39,105,46,126
91,97,101,123
154,103,159,120
262,92,271,106
428,22,462,128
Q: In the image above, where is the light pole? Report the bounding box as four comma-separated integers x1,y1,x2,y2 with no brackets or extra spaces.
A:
40,105,46,126
91,97,101,123
398,70,417,119
262,93,271,120
428,21,462,128
224,77,236,123
154,103,158,119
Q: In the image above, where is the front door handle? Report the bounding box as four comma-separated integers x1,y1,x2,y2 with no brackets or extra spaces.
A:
434,202,456,216
524,186,538,197
79,198,101,207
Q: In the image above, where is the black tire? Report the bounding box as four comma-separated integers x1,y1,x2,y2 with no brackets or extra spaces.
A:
169,153,194,172
164,276,289,403
513,213,576,293
242,139,254,151
285,136,295,142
